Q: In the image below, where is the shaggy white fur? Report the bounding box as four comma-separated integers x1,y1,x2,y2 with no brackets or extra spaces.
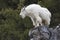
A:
20,4,51,27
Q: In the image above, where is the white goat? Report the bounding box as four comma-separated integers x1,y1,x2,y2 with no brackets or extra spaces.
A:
20,4,51,27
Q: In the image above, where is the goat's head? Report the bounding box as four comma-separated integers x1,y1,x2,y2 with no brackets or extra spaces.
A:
20,7,27,19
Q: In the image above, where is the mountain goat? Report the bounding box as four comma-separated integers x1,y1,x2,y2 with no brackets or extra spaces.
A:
20,4,51,27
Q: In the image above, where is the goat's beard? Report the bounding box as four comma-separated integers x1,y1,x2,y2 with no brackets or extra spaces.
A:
21,15,25,19
20,14,26,19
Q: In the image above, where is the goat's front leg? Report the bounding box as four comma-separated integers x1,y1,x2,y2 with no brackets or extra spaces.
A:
30,17,36,27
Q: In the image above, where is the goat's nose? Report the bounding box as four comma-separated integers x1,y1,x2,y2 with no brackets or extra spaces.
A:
19,14,22,17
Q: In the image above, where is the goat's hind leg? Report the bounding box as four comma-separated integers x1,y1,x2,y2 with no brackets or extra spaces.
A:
36,16,43,26
45,18,50,26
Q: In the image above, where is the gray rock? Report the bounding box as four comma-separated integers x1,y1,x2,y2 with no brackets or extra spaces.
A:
29,24,60,40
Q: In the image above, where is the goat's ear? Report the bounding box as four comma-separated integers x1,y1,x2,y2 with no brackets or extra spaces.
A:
21,6,25,11
24,6,25,10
